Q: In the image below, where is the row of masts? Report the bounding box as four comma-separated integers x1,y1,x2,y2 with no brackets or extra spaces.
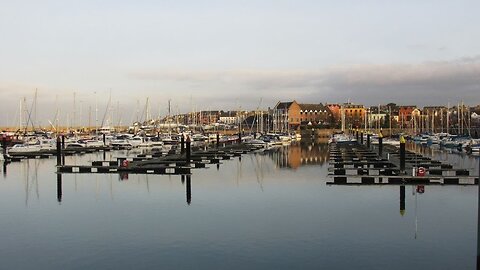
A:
340,102,475,136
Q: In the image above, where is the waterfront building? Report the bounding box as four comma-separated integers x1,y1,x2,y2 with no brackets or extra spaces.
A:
219,111,238,125
273,101,333,131
326,104,341,124
343,103,366,129
398,106,417,128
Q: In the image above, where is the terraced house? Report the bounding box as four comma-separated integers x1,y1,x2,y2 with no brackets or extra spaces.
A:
272,100,333,131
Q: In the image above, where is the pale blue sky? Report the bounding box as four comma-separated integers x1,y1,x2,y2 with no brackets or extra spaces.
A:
1,0,479,126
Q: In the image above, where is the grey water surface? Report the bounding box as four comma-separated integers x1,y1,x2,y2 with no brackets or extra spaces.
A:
0,143,478,270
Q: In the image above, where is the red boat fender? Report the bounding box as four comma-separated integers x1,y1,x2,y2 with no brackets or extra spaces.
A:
416,185,425,194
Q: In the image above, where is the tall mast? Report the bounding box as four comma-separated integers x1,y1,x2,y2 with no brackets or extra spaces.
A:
446,102,450,134
34,89,38,130
458,103,461,135
73,91,76,131
19,98,22,132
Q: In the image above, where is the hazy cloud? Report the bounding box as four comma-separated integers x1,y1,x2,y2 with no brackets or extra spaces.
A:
1,56,480,127
128,56,480,105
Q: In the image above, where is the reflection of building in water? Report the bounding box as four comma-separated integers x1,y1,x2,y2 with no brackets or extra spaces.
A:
269,142,329,169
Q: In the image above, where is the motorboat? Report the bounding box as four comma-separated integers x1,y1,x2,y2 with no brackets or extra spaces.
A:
110,139,133,150
191,134,208,142
8,143,42,154
328,133,354,144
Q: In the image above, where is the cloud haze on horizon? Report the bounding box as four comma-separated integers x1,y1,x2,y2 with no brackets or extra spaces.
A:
0,0,479,126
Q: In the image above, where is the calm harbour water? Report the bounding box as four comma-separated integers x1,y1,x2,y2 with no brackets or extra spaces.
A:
0,142,479,270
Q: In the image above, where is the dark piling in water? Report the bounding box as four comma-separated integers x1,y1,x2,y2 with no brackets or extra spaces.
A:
378,133,383,157
181,135,185,154
400,136,406,174
56,137,62,166
186,136,191,164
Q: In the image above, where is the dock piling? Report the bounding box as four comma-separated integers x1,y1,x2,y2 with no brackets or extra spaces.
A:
61,135,65,150
360,132,364,145
181,135,185,154
367,133,371,148
186,136,191,164
56,137,62,166
400,136,406,174
216,133,220,147
378,133,383,157
1,136,6,157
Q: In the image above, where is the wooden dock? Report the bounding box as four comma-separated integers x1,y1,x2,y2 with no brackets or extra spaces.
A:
328,139,479,186
57,144,264,175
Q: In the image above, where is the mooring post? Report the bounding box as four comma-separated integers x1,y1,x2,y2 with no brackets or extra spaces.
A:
216,133,220,147
1,136,6,157
102,133,106,146
56,137,62,166
186,174,192,205
180,134,185,154
61,135,65,150
367,133,371,148
356,129,359,143
238,127,242,144
181,174,185,185
186,136,191,164
400,135,406,174
378,133,383,157
57,173,62,203
360,131,364,145
2,162,6,177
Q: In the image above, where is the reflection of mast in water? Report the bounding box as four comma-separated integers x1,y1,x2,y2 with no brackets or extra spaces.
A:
250,155,264,192
236,154,243,186
24,160,30,206
34,159,40,200
415,187,418,239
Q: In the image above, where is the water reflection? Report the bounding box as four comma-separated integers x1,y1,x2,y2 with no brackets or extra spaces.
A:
0,146,479,269
265,142,329,170
400,185,405,216
2,161,6,178
407,142,479,174
186,175,192,205
57,173,62,203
